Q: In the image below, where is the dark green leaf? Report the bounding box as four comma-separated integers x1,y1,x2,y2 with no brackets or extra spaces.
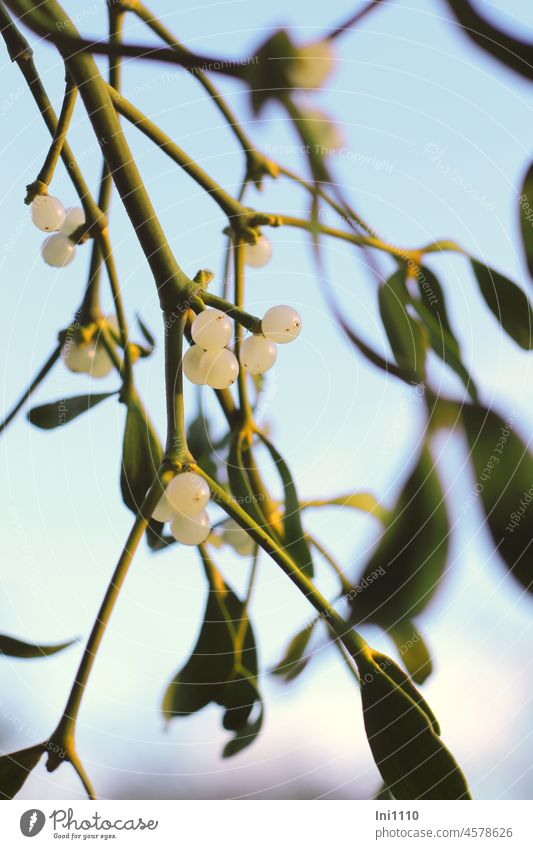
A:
246,30,299,114
271,621,316,682
258,434,314,577
163,579,258,748
226,431,271,530
27,392,116,430
410,266,478,400
519,162,533,281
223,700,264,758
0,634,76,658
389,621,433,685
187,414,220,482
462,404,533,593
357,650,470,799
0,745,44,799
378,269,427,380
471,260,533,349
352,445,450,624
120,397,162,515
445,0,533,81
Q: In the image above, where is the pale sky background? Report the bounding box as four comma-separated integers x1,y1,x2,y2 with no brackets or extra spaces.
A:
0,0,532,800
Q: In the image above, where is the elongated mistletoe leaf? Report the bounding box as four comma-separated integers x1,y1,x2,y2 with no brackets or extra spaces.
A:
352,444,450,626
389,621,433,686
271,621,316,682
519,161,533,282
258,433,314,577
27,392,116,429
378,268,427,381
462,404,533,593
410,265,478,400
0,745,44,799
163,567,262,756
0,634,76,658
120,396,162,515
470,260,533,350
356,650,471,799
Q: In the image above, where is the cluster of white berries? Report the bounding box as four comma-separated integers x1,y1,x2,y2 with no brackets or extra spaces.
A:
183,304,301,388
152,471,212,545
31,195,85,267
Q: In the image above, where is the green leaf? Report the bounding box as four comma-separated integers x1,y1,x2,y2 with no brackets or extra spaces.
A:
258,434,314,577
246,30,299,114
378,269,427,380
519,162,533,281
120,396,162,515
462,404,533,593
302,492,388,523
0,745,44,799
357,650,470,799
222,694,264,759
410,266,478,400
470,260,533,349
163,573,261,753
27,392,116,429
0,634,76,658
226,431,271,530
187,414,220,482
271,621,316,682
389,621,433,685
352,445,450,625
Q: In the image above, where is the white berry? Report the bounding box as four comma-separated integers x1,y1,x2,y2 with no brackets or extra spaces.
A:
152,492,174,523
262,305,302,344
89,345,113,378
170,510,211,545
183,345,207,385
31,195,65,232
191,308,232,351
61,341,112,377
202,348,239,389
244,235,272,268
240,334,277,374
287,40,337,89
165,472,210,517
60,206,86,236
41,233,76,267
221,519,255,556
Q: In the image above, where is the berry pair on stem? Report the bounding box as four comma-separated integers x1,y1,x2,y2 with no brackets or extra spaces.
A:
31,195,85,267
152,471,212,545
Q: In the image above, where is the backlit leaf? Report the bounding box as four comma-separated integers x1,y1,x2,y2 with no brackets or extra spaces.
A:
357,650,470,800
389,621,433,685
27,392,116,429
120,396,162,515
471,260,533,349
0,634,76,658
352,445,450,625
0,745,44,799
462,404,533,593
519,161,533,281
271,621,316,682
378,269,427,380
258,434,314,577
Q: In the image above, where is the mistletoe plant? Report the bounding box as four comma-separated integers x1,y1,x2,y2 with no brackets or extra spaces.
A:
0,0,532,801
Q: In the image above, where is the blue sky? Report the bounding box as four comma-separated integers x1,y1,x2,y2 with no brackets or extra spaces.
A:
0,0,532,799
